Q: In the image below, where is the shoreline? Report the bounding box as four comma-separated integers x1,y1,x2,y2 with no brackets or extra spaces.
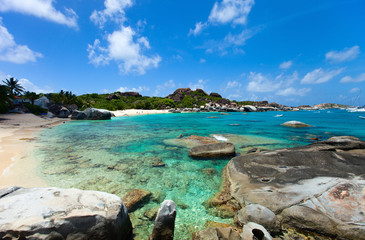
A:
0,113,69,189
111,109,170,117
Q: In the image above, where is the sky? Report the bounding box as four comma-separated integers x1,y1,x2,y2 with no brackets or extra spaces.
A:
0,0,364,106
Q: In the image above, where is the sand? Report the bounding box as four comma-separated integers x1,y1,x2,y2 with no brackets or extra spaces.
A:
0,113,69,189
111,109,170,117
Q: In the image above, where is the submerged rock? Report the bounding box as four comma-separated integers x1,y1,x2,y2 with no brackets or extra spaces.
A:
189,142,235,158
221,136,365,239
281,120,310,127
150,200,177,240
122,189,152,212
164,135,219,148
0,187,132,240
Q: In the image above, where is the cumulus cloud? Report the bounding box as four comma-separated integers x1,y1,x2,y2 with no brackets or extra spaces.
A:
88,26,161,75
0,0,78,28
247,72,298,93
117,86,149,93
90,0,133,28
340,73,365,83
208,0,255,25
18,78,53,93
325,45,360,63
276,87,311,96
226,80,242,89
154,80,176,96
349,87,360,93
0,19,42,63
301,68,344,84
279,60,293,69
188,22,208,36
189,79,206,90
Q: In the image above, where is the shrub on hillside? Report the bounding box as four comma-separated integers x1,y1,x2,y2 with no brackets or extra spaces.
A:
25,103,47,115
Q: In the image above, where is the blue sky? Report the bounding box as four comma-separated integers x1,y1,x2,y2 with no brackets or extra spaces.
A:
0,0,364,106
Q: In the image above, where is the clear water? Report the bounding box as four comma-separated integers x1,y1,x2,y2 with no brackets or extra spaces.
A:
34,110,365,239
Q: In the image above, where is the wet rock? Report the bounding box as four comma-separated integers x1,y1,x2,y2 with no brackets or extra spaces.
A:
152,159,166,167
281,121,310,127
193,227,241,240
164,135,219,148
0,187,132,240
246,148,258,154
122,189,152,212
240,222,272,240
150,200,177,240
189,142,235,158
144,206,160,221
220,112,230,115
202,168,217,175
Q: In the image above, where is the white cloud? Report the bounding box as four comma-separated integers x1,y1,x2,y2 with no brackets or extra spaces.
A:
0,19,42,64
226,80,242,89
325,45,360,63
154,80,176,96
208,0,255,25
224,29,254,46
349,87,360,93
90,0,133,28
0,0,78,28
301,68,344,84
276,87,311,96
200,58,206,63
340,73,365,83
188,22,208,36
189,79,206,90
247,72,298,93
117,86,149,93
18,78,53,93
88,26,161,75
279,60,293,69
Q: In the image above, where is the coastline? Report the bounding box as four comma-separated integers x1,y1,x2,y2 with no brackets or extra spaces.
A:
0,113,69,189
111,109,170,117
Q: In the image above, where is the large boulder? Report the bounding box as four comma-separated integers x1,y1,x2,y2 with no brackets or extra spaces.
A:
164,135,219,148
119,92,142,98
150,200,176,240
209,92,222,98
58,107,70,118
0,187,133,240
71,108,111,120
189,142,235,158
281,120,310,127
221,136,365,239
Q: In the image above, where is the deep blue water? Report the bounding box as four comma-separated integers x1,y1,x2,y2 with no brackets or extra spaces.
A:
34,109,365,239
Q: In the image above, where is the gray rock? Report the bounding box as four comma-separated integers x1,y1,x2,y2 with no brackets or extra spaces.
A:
237,204,278,231
240,222,272,240
71,110,87,120
193,227,241,240
58,107,70,118
189,142,235,158
0,187,132,240
151,200,176,240
71,108,111,120
281,120,310,127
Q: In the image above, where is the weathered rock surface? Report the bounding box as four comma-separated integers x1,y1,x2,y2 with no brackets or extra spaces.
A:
189,142,235,158
150,200,176,240
58,106,70,118
164,135,219,148
71,108,111,120
193,227,241,240
0,187,132,240
222,136,365,239
122,189,152,212
241,222,272,240
281,120,310,127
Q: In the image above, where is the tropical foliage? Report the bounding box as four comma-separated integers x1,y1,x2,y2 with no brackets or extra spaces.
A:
3,77,24,96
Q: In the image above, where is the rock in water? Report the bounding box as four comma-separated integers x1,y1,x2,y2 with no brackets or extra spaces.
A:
189,142,235,158
0,187,133,240
281,120,310,127
122,189,152,212
151,200,176,240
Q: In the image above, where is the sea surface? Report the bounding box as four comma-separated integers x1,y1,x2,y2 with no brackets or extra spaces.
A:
34,109,365,239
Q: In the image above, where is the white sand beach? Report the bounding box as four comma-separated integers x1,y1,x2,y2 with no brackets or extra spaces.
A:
0,114,69,188
111,109,170,117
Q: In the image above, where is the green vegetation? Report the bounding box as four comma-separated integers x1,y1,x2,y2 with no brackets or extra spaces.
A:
24,103,47,115
3,77,24,96
0,85,11,113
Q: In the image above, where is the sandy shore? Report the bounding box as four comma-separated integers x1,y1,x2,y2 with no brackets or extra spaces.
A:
111,109,170,117
0,113,69,189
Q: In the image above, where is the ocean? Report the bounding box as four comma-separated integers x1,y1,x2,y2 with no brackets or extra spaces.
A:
34,109,365,239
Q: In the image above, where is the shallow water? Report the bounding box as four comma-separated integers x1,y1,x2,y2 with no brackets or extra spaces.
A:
35,110,365,239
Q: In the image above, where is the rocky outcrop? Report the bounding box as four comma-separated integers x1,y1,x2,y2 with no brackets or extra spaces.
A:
49,104,71,118
189,142,235,158
119,92,142,98
122,189,152,212
220,136,365,239
281,120,310,127
193,227,241,240
209,92,222,98
167,88,193,102
0,187,132,240
150,200,176,240
58,106,70,118
71,108,112,120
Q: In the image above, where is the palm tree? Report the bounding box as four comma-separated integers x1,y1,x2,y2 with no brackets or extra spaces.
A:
24,91,38,105
0,84,12,113
3,77,24,96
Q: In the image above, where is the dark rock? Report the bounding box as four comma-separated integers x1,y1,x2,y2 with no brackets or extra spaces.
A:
71,110,86,120
210,92,222,98
106,94,120,100
118,92,142,98
167,88,193,103
0,187,133,240
189,143,235,158
195,88,208,95
58,107,70,118
71,108,111,120
246,148,258,154
150,200,176,240
122,189,152,212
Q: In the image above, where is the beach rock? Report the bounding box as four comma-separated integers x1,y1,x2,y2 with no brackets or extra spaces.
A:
282,120,310,127
243,105,257,112
240,222,272,240
71,108,111,120
193,227,241,240
71,110,86,120
150,200,176,240
0,187,132,240
122,189,152,212
189,142,235,158
58,107,70,118
222,137,365,239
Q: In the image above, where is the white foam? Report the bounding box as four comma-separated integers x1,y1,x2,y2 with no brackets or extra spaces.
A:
213,135,228,142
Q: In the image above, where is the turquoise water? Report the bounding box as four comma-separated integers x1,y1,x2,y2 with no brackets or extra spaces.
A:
34,110,365,239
